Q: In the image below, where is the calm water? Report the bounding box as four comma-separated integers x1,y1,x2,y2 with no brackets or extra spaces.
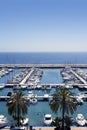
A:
0,52,87,126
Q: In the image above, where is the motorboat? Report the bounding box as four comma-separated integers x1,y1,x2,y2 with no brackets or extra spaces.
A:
43,94,49,101
65,84,73,89
30,98,37,104
76,114,86,126
44,114,52,125
76,97,84,105
0,115,9,128
21,85,27,90
0,84,5,89
36,85,42,89
28,91,36,98
20,118,29,125
78,92,87,100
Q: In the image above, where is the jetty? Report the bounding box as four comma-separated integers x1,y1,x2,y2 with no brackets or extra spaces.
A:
70,69,87,84
20,68,34,85
0,95,53,101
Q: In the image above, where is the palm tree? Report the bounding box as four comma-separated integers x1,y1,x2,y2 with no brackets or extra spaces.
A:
7,91,29,127
50,86,77,130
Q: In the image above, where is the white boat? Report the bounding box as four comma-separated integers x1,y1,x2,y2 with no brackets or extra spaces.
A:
65,84,73,89
36,85,42,89
28,91,37,98
21,85,27,90
78,92,87,100
20,118,29,125
43,94,49,100
44,114,52,125
76,97,84,105
0,115,9,128
30,98,37,104
0,84,5,89
76,114,86,126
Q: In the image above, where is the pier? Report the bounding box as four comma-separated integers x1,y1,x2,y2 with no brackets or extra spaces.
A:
0,95,53,101
20,69,34,85
0,93,87,101
70,69,87,84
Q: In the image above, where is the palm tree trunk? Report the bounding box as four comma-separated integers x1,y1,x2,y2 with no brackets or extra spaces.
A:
62,98,65,130
17,103,20,127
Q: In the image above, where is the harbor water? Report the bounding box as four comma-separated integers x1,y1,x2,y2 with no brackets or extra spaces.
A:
0,68,87,126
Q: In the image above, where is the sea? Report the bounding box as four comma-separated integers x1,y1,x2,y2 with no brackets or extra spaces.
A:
0,52,87,127
0,52,87,64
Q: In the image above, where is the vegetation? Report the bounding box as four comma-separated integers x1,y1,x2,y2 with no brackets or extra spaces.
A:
7,91,29,127
50,87,77,130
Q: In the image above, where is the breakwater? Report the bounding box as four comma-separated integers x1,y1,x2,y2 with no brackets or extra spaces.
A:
1,64,87,68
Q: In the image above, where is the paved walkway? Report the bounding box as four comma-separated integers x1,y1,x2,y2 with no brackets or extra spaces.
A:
1,127,87,130
33,127,87,130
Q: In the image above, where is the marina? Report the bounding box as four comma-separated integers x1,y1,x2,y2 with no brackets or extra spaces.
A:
0,64,87,127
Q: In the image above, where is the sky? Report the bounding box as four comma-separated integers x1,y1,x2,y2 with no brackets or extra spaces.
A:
0,0,87,52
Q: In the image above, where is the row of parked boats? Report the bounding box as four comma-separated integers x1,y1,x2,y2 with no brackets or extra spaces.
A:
7,68,43,88
7,68,32,84
61,67,87,89
0,68,13,78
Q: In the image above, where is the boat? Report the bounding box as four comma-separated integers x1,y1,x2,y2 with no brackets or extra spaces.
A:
28,91,36,98
44,114,52,125
13,85,21,90
21,85,27,90
76,97,84,105
76,114,86,126
43,94,49,101
30,98,37,104
78,92,87,100
20,118,29,125
36,85,42,89
65,84,73,89
0,115,9,128
0,84,5,89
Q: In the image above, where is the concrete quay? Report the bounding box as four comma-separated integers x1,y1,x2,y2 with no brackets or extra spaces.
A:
1,64,87,68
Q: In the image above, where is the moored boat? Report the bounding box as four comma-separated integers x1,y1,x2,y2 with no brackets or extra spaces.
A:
0,115,10,128
0,84,5,89
76,114,86,126
20,118,29,126
44,114,52,125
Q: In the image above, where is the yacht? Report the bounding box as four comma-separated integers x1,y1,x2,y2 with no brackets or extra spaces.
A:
76,114,86,126
0,115,9,128
44,114,52,125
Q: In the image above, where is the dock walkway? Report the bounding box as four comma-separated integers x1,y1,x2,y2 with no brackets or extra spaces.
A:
20,69,34,85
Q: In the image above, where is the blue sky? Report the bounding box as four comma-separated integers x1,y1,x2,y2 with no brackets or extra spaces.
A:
0,0,87,52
